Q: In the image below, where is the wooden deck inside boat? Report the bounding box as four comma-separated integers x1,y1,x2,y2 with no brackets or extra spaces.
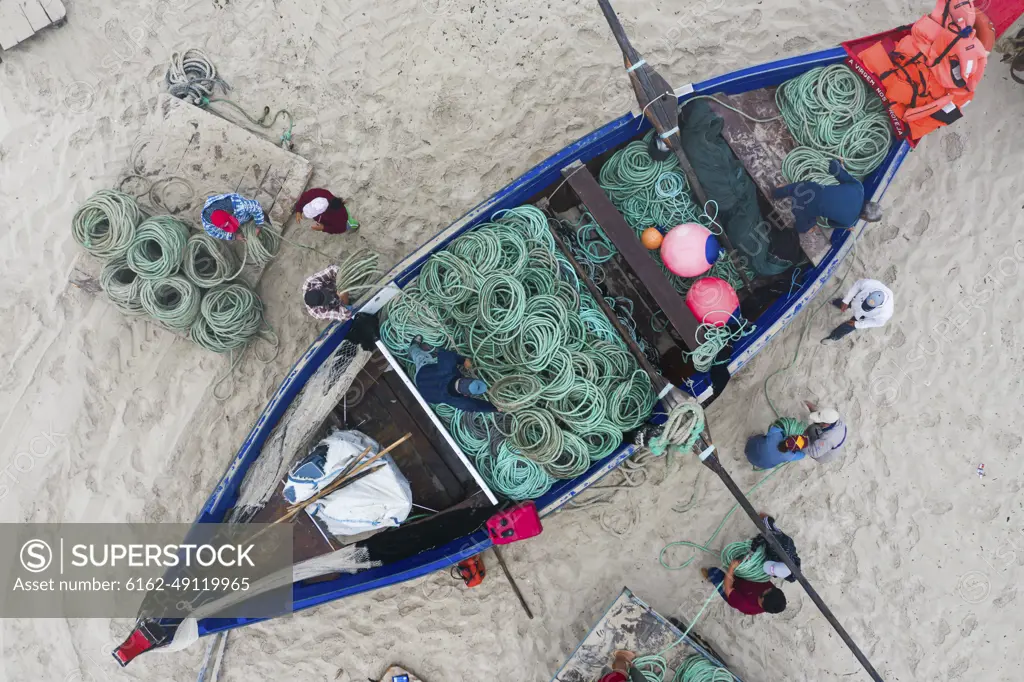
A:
706,88,833,265
251,348,485,564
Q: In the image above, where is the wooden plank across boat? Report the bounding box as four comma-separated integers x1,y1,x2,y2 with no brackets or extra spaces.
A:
114,31,916,666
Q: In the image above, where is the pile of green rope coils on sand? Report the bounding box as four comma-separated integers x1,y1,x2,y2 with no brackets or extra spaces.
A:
776,64,892,185
381,205,657,500
72,189,271,353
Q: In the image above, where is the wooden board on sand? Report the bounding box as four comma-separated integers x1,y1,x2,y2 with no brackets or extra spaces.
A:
67,93,313,304
377,665,425,682
0,0,65,51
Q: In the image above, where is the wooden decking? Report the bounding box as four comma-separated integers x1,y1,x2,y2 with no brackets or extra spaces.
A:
706,89,832,265
0,0,65,51
68,93,313,299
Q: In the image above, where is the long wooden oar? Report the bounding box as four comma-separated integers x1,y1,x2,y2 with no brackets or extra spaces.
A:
594,0,753,292
693,434,884,681
272,433,412,525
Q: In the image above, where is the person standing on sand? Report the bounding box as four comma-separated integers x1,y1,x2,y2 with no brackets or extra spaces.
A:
295,188,359,234
797,401,848,463
701,560,787,615
744,425,807,470
773,159,883,233
821,278,894,344
201,192,266,240
303,265,354,323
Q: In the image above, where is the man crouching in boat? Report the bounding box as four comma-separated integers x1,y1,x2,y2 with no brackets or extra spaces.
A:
303,265,354,322
408,338,497,413
773,160,883,233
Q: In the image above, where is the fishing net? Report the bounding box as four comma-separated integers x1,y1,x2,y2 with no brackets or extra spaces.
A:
231,339,372,520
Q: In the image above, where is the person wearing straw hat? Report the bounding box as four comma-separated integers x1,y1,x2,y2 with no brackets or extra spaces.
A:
294,188,359,234
201,192,266,240
796,401,848,463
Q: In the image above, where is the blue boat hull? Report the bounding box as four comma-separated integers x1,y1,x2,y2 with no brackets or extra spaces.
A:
186,44,909,639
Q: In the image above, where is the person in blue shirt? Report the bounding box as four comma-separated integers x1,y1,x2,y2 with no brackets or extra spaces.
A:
408,339,497,413
201,192,266,240
773,160,883,233
744,426,807,470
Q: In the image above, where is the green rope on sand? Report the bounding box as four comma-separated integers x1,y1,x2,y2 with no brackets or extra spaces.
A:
100,257,145,316
126,216,190,280
189,282,269,353
183,233,241,288
139,275,201,331
659,464,786,572
71,190,142,260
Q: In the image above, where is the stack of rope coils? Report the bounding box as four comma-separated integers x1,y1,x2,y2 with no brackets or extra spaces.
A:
597,131,752,298
776,64,892,185
381,205,657,500
595,132,755,371
73,189,270,359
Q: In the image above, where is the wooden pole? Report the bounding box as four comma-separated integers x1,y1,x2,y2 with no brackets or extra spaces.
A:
695,435,885,682
594,0,754,293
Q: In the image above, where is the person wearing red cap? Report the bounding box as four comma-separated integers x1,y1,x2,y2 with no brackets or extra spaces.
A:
201,192,267,240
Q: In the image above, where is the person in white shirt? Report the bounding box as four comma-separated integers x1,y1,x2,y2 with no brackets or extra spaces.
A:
822,278,894,344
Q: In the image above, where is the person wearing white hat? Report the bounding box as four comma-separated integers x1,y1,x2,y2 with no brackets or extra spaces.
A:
294,188,359,234
821,278,894,344
797,401,847,463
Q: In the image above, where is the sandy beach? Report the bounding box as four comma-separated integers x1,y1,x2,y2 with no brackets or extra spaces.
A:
2,0,1023,680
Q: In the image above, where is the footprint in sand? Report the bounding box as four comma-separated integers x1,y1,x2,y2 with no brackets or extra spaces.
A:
911,211,931,236
933,618,951,645
943,132,965,162
959,613,979,637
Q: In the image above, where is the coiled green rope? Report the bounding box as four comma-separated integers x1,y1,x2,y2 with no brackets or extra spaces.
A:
139,275,201,331
183,233,241,288
71,190,142,260
631,654,734,682
126,216,190,280
190,283,267,353
776,64,891,181
382,205,656,499
100,257,145,316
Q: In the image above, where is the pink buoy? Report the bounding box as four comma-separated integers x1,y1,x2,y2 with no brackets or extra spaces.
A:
659,223,720,277
686,277,739,327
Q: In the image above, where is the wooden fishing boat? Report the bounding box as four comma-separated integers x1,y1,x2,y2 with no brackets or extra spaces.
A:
114,26,921,666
